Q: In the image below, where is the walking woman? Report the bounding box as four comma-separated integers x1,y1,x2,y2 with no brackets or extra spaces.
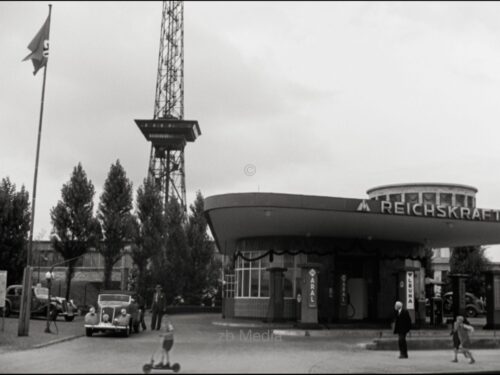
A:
451,315,475,364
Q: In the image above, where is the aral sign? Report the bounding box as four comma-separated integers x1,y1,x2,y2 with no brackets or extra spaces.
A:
308,268,317,308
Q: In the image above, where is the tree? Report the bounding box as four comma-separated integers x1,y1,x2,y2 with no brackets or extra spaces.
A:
184,191,219,305
50,163,100,300
0,178,30,285
450,246,490,296
131,179,165,299
154,197,189,304
98,160,134,289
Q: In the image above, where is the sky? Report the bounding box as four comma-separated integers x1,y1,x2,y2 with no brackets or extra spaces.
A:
1,1,500,261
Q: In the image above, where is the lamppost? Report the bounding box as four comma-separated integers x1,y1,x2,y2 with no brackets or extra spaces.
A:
44,271,54,333
41,251,87,334
37,251,49,284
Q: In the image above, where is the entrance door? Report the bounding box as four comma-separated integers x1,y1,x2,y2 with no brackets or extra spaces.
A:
346,278,368,320
336,257,371,322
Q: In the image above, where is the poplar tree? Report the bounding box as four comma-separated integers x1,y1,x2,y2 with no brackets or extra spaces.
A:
132,179,165,298
50,163,100,299
0,178,30,285
156,197,189,303
184,191,218,305
98,160,134,289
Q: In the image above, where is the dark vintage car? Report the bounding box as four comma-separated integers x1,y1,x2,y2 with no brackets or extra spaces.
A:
51,296,78,321
443,291,485,317
3,284,76,321
426,291,486,318
84,291,140,337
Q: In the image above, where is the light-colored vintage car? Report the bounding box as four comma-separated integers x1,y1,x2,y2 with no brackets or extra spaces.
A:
84,291,140,337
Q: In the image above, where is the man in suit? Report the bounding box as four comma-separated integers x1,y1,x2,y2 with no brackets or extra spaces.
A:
393,300,412,359
151,284,166,331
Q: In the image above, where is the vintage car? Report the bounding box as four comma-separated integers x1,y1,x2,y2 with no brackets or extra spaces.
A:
443,291,486,317
426,291,486,318
52,296,77,321
84,291,140,337
3,284,76,321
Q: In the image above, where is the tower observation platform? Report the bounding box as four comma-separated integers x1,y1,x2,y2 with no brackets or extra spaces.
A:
135,118,201,151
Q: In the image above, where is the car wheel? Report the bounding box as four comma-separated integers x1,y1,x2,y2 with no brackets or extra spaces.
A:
143,364,152,374
65,315,75,322
466,307,477,318
85,328,93,337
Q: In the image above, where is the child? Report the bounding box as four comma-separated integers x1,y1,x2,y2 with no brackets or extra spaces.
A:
152,316,175,368
452,315,475,364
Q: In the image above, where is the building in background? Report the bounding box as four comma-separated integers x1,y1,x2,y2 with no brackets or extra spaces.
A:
32,241,133,310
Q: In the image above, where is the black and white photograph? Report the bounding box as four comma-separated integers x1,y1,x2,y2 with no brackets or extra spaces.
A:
1,1,500,373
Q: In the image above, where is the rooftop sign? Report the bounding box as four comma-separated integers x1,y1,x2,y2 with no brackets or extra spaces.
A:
357,199,500,222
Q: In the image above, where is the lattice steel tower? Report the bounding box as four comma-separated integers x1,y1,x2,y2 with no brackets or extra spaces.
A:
135,1,201,215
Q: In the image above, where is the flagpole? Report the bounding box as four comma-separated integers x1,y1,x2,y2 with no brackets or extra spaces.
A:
18,4,52,337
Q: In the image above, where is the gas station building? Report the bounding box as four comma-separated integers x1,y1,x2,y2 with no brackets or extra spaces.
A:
205,183,500,327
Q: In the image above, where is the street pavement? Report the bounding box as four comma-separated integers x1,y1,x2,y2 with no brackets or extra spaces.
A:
1,313,500,373
0,314,83,353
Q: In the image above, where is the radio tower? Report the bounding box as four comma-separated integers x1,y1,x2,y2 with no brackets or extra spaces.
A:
135,1,201,215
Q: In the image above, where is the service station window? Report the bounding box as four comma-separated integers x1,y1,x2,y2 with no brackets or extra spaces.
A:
389,194,402,202
422,192,436,205
440,193,452,206
404,193,419,204
467,196,474,208
234,251,302,299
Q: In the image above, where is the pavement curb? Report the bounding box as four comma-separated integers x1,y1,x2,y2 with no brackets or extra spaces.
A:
31,334,84,350
273,329,307,337
272,329,386,338
212,321,263,328
212,321,294,329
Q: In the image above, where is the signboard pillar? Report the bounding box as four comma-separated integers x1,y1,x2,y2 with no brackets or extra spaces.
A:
398,270,416,324
338,273,349,320
265,267,287,322
483,271,500,329
449,273,468,320
298,263,322,328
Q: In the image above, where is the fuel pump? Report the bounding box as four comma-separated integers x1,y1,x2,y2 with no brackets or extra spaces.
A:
430,296,443,326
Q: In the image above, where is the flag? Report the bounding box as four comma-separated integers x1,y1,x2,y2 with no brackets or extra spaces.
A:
23,13,51,76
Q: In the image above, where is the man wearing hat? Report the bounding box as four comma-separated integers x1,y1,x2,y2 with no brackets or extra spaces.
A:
151,284,166,330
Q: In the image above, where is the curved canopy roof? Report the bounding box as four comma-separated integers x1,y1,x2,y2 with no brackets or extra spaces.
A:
205,192,500,254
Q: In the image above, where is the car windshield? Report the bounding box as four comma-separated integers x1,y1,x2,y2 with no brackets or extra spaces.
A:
99,294,130,303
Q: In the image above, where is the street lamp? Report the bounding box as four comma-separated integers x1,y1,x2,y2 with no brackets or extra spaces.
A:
44,271,54,333
37,251,49,283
